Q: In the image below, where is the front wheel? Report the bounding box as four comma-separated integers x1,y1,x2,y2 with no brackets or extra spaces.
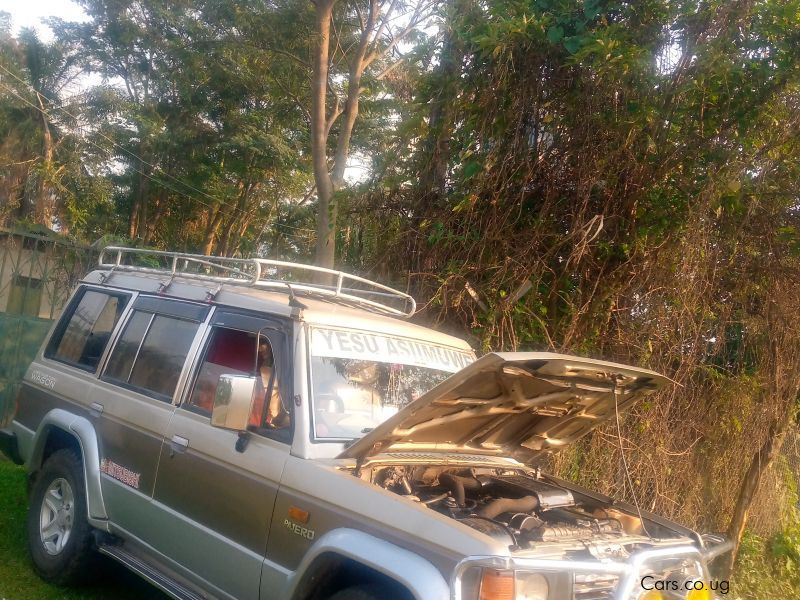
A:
27,449,97,585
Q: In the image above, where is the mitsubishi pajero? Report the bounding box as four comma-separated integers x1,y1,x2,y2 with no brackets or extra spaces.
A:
0,247,730,600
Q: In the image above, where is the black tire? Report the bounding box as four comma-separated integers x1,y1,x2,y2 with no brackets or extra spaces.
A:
27,448,97,585
328,583,406,600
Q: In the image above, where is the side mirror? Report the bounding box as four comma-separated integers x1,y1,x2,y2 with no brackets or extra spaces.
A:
211,374,257,431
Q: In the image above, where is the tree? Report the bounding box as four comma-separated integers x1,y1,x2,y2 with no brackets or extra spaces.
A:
309,0,436,269
345,0,800,571
54,0,312,253
0,23,87,230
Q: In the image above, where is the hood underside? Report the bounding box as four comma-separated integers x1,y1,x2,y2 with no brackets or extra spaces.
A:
339,352,670,464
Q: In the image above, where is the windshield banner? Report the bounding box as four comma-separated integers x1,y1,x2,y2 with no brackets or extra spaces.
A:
311,328,474,373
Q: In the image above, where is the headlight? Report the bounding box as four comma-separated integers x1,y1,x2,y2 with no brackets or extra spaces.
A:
476,569,550,600
515,572,549,600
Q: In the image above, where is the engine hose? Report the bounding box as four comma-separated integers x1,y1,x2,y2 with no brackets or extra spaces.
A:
477,495,540,520
422,492,449,505
439,473,482,507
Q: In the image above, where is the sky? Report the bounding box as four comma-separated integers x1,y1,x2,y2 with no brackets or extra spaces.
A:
0,0,88,41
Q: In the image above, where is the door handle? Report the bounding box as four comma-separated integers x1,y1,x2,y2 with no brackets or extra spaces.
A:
169,435,189,457
89,402,103,418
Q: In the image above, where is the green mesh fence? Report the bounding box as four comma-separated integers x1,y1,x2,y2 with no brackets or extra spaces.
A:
0,315,52,426
0,229,97,426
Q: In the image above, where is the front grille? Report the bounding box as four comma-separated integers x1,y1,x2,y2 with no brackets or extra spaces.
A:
574,573,618,600
382,452,497,462
572,558,697,600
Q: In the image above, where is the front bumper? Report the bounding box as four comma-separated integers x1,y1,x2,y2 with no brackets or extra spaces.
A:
452,538,733,600
0,428,22,464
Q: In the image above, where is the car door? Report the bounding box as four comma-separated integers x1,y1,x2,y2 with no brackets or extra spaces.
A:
95,296,209,541
151,311,292,600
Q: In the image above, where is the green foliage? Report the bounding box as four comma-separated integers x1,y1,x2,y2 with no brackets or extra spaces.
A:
0,25,97,231
734,520,800,599
343,0,800,558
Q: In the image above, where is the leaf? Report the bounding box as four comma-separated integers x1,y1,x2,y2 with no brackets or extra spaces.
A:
563,36,582,54
584,0,601,20
463,161,481,179
547,26,564,44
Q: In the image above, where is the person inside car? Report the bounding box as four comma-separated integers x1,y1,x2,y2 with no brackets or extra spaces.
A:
250,337,289,429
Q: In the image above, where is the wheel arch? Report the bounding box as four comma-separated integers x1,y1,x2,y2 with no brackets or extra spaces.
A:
285,529,449,600
29,409,108,522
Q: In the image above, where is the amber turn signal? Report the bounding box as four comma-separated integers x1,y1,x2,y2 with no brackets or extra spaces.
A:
479,569,515,600
287,506,309,524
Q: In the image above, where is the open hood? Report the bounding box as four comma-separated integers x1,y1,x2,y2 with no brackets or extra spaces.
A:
338,352,670,464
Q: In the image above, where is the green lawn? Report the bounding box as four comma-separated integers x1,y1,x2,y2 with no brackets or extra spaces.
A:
0,459,167,599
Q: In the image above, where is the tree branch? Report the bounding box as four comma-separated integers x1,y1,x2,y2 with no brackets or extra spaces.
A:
268,47,310,68
363,0,435,69
271,75,312,123
325,94,344,136
375,54,405,80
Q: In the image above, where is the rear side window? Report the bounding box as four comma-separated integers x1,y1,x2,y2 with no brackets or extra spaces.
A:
46,289,127,371
104,308,201,401
105,311,152,382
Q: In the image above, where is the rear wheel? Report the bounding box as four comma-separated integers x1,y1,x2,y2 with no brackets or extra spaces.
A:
27,449,97,585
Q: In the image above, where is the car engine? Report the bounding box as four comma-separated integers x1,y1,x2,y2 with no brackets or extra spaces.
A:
364,464,680,553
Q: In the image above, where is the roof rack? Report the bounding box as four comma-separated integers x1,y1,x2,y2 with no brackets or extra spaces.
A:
97,246,416,318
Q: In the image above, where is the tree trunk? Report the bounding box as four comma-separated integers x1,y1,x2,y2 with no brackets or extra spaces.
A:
202,206,224,255
217,180,251,256
142,195,165,246
310,0,401,271
217,219,233,257
129,140,149,241
311,0,337,270
722,392,797,576
34,93,54,229
722,325,800,577
420,0,463,195
232,213,254,256
128,194,140,240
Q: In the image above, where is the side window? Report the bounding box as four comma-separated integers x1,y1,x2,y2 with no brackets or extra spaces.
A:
187,328,257,415
46,289,127,371
104,310,200,401
105,312,152,382
187,326,290,438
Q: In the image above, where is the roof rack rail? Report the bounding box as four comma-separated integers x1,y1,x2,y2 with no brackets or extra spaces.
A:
97,246,416,318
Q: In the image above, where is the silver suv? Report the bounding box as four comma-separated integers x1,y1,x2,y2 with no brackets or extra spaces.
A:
0,247,729,600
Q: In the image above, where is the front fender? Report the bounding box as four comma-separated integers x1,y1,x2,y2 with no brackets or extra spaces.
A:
29,408,108,521
284,528,450,600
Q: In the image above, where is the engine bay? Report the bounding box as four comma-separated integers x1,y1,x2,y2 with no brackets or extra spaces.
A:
360,463,685,554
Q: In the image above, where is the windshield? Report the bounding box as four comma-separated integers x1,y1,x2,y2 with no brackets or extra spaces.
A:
309,327,474,440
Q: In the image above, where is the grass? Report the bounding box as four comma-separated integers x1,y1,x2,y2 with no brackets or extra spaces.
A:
0,458,166,600
732,525,800,600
